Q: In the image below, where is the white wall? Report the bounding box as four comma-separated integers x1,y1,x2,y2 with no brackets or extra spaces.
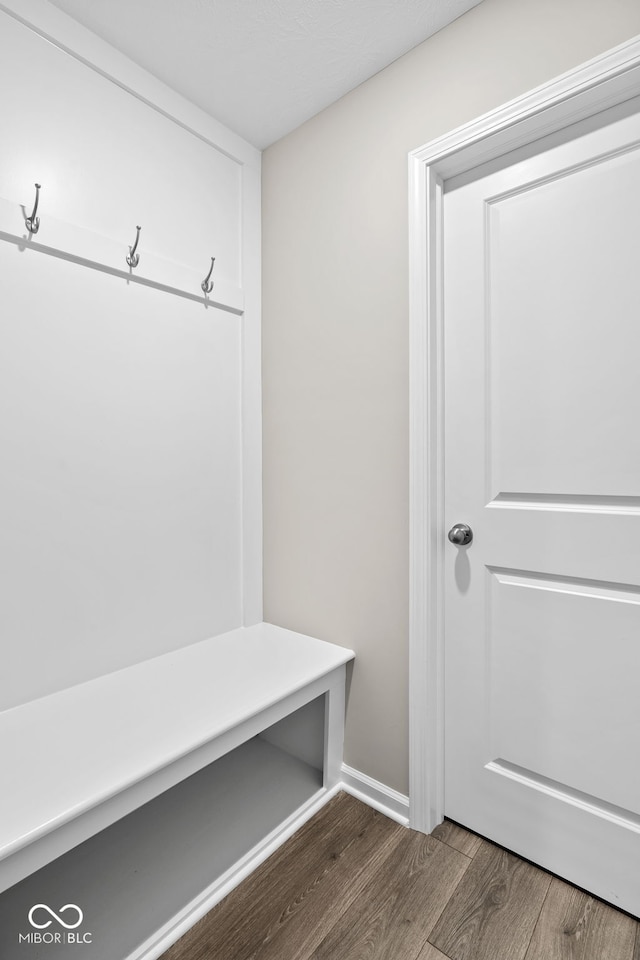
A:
262,0,640,794
0,1,261,710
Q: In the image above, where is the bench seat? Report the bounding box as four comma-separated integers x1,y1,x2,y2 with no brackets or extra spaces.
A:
0,622,354,896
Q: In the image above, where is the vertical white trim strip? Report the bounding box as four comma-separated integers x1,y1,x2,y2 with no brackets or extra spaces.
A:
240,162,264,625
408,157,445,834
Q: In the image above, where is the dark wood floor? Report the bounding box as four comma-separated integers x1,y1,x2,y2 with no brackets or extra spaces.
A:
161,791,639,960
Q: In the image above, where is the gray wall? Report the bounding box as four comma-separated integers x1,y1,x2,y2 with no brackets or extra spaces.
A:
262,0,640,795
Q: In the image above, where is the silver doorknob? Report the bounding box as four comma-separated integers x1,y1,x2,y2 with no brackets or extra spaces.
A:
448,523,473,545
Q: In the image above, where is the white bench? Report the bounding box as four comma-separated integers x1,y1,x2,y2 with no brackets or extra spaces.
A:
0,623,354,959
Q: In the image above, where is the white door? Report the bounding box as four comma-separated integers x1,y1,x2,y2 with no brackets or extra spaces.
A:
443,98,640,916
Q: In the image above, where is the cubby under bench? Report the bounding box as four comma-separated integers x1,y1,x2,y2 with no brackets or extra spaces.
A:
0,623,354,959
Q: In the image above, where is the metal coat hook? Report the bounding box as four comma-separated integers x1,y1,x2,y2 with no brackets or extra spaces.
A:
126,225,142,268
25,183,41,234
201,257,215,294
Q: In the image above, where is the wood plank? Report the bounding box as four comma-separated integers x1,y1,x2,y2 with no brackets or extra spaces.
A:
416,943,451,960
634,924,640,960
431,820,482,858
243,806,405,960
308,830,470,960
428,840,551,960
524,877,637,960
161,793,395,960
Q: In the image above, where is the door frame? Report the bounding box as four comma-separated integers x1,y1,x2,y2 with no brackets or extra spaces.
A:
408,35,640,834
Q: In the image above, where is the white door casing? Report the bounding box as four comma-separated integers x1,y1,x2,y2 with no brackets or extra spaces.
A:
409,35,640,913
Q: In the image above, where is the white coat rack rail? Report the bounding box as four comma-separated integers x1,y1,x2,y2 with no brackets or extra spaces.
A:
0,191,243,313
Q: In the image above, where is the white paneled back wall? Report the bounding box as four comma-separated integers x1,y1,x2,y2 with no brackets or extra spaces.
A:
0,1,262,710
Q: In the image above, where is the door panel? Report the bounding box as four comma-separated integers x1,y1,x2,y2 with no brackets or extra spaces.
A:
488,568,639,809
487,148,640,498
443,101,640,916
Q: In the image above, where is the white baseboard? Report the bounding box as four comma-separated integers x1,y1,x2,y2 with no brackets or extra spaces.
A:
339,764,410,827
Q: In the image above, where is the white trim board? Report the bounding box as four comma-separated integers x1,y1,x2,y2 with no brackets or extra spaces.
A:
408,34,640,835
340,764,410,826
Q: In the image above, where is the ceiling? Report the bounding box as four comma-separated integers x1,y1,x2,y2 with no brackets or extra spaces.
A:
47,0,483,149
